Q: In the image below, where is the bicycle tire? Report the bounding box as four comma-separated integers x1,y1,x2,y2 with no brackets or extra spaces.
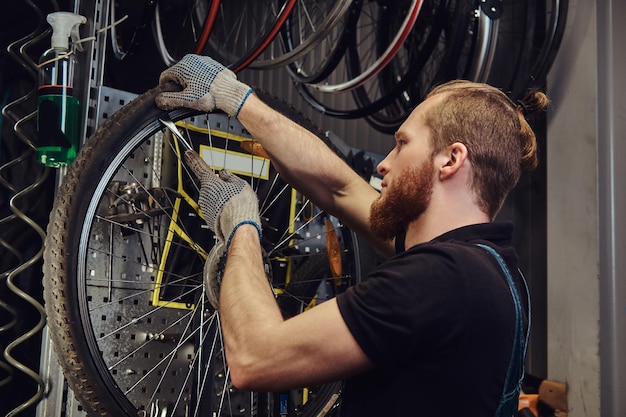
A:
153,0,221,67
201,0,297,72
361,0,477,133
504,0,538,96
284,0,363,85
291,0,452,121
308,0,424,93
508,0,568,98
153,0,296,71
43,82,362,417
247,0,354,70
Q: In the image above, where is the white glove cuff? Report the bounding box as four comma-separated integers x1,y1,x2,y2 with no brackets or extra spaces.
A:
212,71,253,117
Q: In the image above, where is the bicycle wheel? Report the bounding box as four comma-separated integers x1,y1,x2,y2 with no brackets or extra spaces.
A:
43,83,362,417
421,0,565,95
483,0,545,96
200,0,297,72
308,0,424,93
247,0,354,70
153,0,296,71
360,0,477,133
509,0,568,97
110,0,160,61
292,0,451,121
153,0,220,67
284,0,363,85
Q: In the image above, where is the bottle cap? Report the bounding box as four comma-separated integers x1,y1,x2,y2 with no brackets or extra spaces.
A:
47,12,87,50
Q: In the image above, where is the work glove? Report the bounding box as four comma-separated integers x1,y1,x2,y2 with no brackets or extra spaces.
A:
185,149,263,309
184,150,262,247
156,54,253,117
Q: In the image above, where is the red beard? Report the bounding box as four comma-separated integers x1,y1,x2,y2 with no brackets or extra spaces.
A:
369,159,435,241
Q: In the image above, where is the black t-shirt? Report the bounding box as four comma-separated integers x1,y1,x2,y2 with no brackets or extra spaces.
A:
336,222,529,417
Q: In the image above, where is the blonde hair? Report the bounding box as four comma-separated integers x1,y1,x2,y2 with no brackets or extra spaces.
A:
423,80,549,218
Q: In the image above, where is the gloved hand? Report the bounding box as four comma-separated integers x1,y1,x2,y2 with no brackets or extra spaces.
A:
156,54,253,117
204,241,227,309
184,150,261,247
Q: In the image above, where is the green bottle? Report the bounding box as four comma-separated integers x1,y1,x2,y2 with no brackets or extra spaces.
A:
36,12,86,167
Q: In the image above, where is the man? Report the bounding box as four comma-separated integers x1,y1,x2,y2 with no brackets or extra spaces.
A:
156,54,549,417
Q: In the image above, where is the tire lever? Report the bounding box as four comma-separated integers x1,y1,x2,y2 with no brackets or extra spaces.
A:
158,117,194,152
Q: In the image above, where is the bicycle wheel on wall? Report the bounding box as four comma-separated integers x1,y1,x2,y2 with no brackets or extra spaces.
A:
507,0,568,98
153,0,221,67
360,0,477,133
291,0,456,123
153,0,296,71
284,0,363,85
43,83,362,417
200,0,297,72
248,0,354,70
307,0,423,93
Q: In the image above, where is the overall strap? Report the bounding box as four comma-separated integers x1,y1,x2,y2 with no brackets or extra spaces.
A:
475,244,532,417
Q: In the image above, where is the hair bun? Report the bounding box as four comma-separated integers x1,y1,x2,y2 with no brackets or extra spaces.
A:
517,89,550,117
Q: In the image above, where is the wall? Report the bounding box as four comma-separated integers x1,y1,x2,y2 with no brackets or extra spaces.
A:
547,0,626,415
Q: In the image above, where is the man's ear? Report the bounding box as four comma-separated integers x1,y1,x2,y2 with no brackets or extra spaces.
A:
437,142,468,180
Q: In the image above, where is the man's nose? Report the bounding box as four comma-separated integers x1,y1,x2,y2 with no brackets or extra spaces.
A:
377,160,388,176
377,151,394,175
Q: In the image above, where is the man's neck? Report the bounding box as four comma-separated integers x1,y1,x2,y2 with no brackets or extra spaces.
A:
403,204,490,249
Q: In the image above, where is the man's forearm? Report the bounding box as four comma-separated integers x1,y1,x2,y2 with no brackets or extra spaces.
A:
236,94,392,256
218,225,373,391
236,94,356,209
218,224,284,386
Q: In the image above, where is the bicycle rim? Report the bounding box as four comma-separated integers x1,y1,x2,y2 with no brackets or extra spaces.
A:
513,0,568,96
198,0,297,72
465,4,500,83
152,0,218,67
43,83,361,417
248,0,354,70
361,0,478,133
292,0,465,122
284,0,363,85
308,0,423,93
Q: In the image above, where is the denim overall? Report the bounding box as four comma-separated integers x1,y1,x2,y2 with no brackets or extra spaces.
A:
476,244,531,417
